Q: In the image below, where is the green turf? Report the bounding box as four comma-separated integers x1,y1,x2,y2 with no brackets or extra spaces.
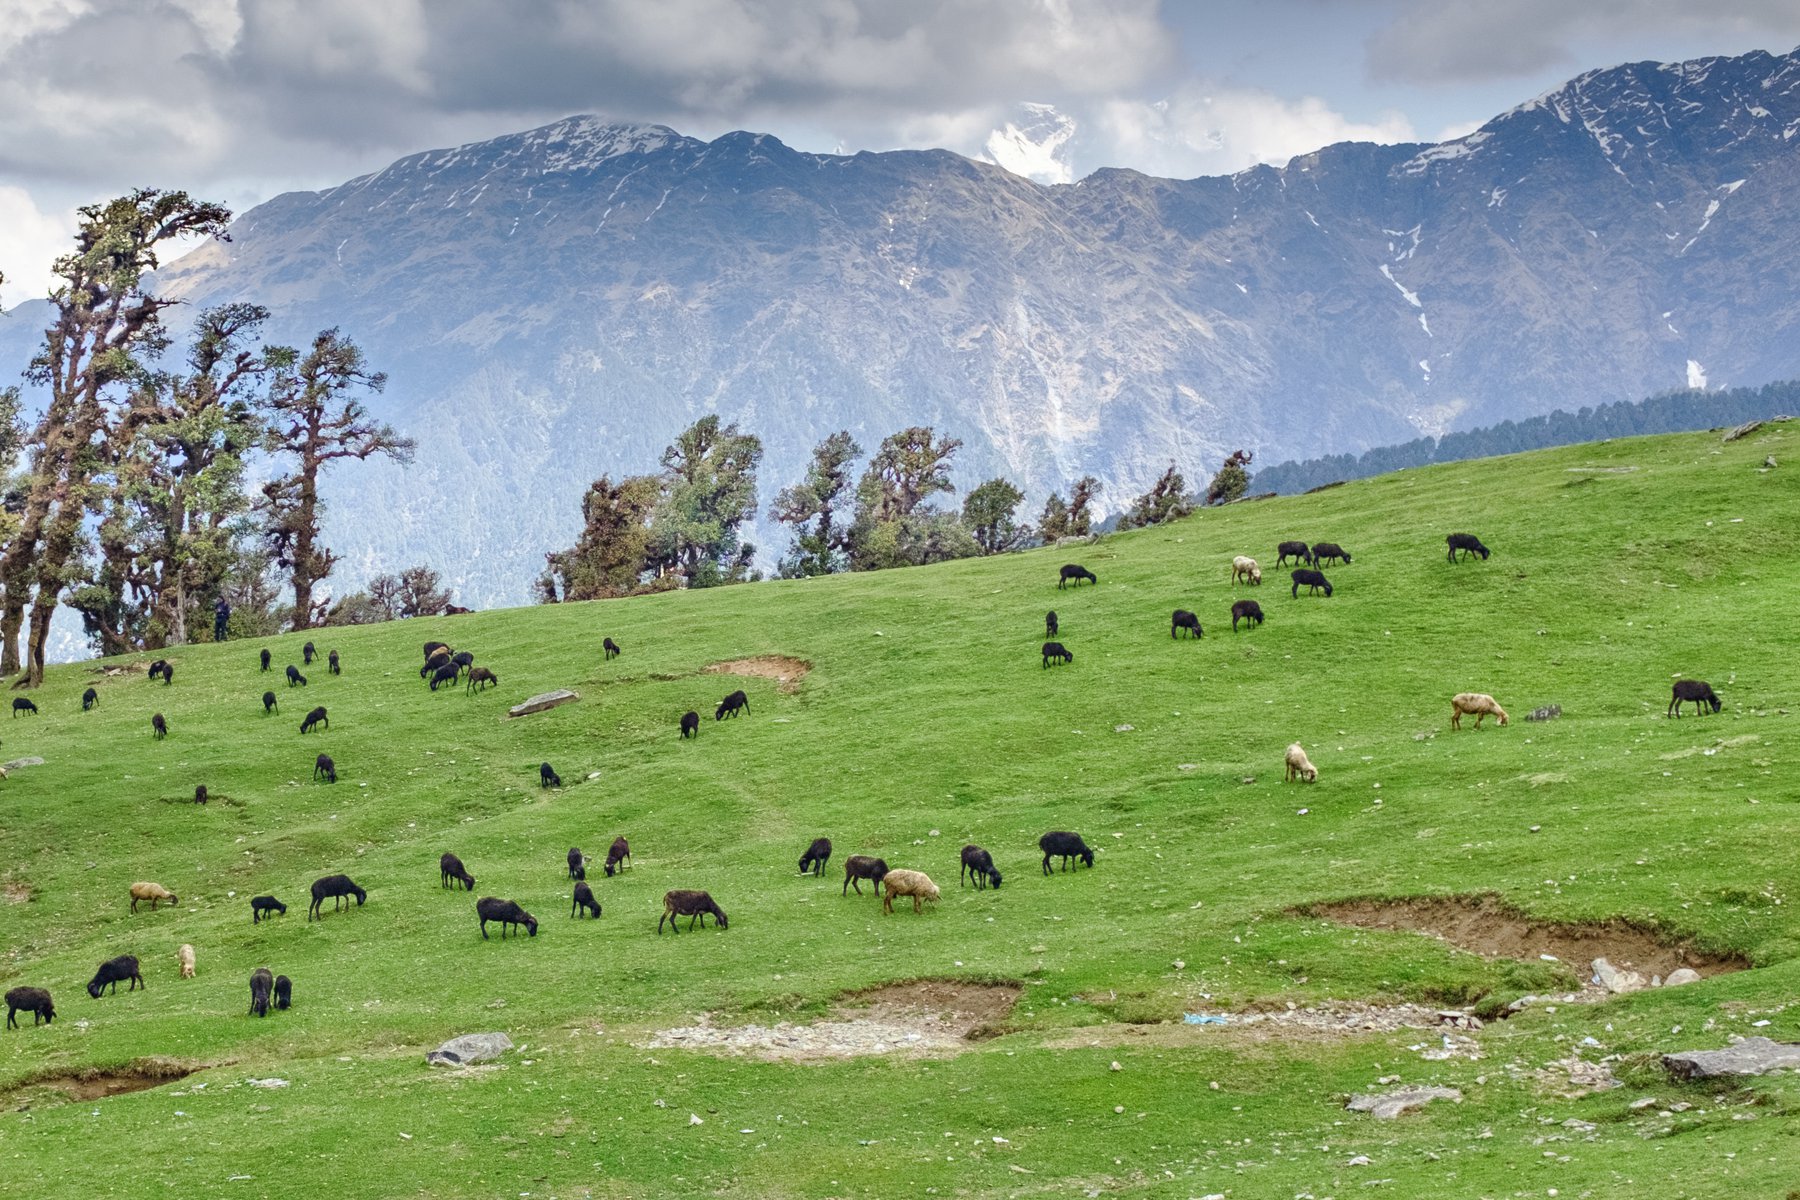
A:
2,425,1798,1199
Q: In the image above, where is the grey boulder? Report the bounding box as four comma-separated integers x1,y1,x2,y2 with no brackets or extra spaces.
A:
508,690,579,718
426,1032,515,1067
1346,1086,1462,1119
1663,1037,1800,1080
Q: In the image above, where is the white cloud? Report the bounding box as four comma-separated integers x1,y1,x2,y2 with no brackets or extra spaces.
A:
983,102,1078,184
0,186,74,302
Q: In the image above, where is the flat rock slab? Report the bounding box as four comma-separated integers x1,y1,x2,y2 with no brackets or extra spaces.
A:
426,1032,514,1067
508,690,579,718
2,757,45,770
1663,1037,1800,1080
1347,1086,1462,1119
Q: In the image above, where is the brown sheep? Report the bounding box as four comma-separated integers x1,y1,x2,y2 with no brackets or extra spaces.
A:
1450,692,1509,730
177,944,196,979
880,869,940,914
1284,742,1318,783
129,881,179,912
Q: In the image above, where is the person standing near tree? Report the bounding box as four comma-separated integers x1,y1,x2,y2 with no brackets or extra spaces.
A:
213,596,231,642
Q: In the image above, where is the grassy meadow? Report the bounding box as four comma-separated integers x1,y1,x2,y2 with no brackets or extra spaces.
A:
2,423,1799,1199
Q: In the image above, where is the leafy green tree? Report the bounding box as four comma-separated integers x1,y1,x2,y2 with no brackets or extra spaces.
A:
1036,491,1071,542
1204,450,1253,506
962,477,1027,554
848,426,971,570
1118,464,1193,530
537,473,664,602
773,430,861,577
1036,474,1100,543
647,415,762,587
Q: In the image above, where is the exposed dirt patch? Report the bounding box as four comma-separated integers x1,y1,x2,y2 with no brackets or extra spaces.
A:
649,979,1019,1061
702,656,812,693
0,880,30,905
5,1059,199,1108
1303,894,1747,979
1045,1000,1470,1051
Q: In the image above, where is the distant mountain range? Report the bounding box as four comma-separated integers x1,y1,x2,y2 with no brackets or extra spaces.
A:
5,45,1798,607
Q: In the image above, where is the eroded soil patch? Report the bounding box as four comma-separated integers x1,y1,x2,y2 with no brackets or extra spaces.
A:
1,880,30,904
1304,894,1747,979
649,979,1018,1061
702,656,811,693
5,1059,198,1108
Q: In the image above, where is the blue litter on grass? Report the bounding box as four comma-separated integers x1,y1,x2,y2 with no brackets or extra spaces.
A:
1184,1013,1228,1025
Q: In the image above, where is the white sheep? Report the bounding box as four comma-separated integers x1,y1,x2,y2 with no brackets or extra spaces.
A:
177,944,196,979
1450,692,1509,730
129,881,179,913
1231,555,1262,586
1284,742,1318,783
880,869,941,914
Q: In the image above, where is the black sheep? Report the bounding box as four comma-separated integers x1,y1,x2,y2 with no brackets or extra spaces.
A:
160,662,175,686
960,844,1002,890
194,785,208,805
604,836,631,877
1039,831,1095,874
420,650,451,679
603,637,621,660
1311,542,1351,566
476,896,538,939
540,762,562,788
82,686,98,711
286,665,307,687
1058,564,1096,589
1275,541,1314,567
429,662,459,691
1231,600,1265,631
263,691,278,714
87,954,143,998
1046,610,1058,637
1668,680,1723,717
659,889,727,933
147,659,168,681
251,895,287,924
313,754,336,783
300,706,329,734
151,712,168,739
571,881,602,919
680,710,700,738
422,641,448,661
567,847,586,881
440,852,475,891
273,975,292,1010
1171,610,1203,639
451,651,475,675
798,837,832,877
248,967,273,1017
12,697,38,716
302,641,316,665
5,986,55,1028
1290,569,1333,598
465,667,498,692
328,649,341,675
841,855,889,896
260,648,271,672
307,874,365,920
1041,641,1073,668
1446,532,1490,562
715,690,749,720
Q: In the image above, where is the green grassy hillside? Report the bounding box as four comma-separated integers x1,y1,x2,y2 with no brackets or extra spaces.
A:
2,424,1798,1199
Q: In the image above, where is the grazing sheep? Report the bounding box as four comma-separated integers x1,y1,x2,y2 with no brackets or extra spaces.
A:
263,690,278,714
444,604,472,615
798,837,832,877
603,637,621,660
308,874,365,920
299,706,329,734
1290,569,1333,598
302,641,316,665
1039,831,1095,874
476,896,538,939
194,784,208,805
87,955,143,998
465,666,498,692
151,712,168,739
881,868,940,914
1284,742,1318,783
249,967,273,1017
328,649,341,675
841,855,889,896
274,975,292,1010
567,847,586,881
251,896,287,923
680,710,699,738
260,648,271,672
313,754,336,783
1446,533,1490,562
1046,610,1058,637
6,986,55,1028
1042,641,1074,667
1171,610,1204,639
604,836,631,878
1311,542,1351,566
1058,564,1096,589
1668,680,1722,717
82,686,98,710
12,697,37,716
286,665,306,687
659,890,728,933
129,881,178,913
423,641,449,661
1231,556,1262,586
1275,541,1314,567
1231,599,1265,631
147,659,168,681
162,663,175,686
439,852,475,892
540,762,562,789
177,944,196,979
451,650,475,675
429,662,460,691
571,882,602,919
420,649,451,679
959,844,1002,890
1450,692,1509,730
715,690,749,720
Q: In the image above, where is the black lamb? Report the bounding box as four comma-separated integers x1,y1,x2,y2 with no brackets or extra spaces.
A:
680,710,699,738
715,690,749,720
82,686,98,711
314,754,336,783
151,712,168,739
571,881,602,919
439,852,475,891
798,837,832,877
604,836,631,877
286,664,306,687
251,895,287,924
960,844,1002,890
328,649,341,675
567,847,586,881
273,975,292,1010
249,967,273,1018
540,762,562,788
302,641,316,665
1046,610,1058,637
1171,610,1203,639
429,662,460,690
603,637,621,660
300,706,329,734
1039,831,1095,874
263,690,278,714
260,647,271,672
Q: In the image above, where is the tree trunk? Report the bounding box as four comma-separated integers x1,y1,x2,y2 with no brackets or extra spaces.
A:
0,599,22,676
25,587,55,688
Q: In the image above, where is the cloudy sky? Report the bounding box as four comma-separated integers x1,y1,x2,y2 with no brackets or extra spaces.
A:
2,0,1798,296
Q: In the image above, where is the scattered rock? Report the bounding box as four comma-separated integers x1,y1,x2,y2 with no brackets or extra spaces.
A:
507,690,579,717
1525,705,1562,722
1113,724,1134,733
246,1077,289,1089
2,757,46,770
1722,420,1763,442
1592,957,1650,994
1663,1037,1800,1081
1663,968,1702,987
425,1032,514,1066
1346,1086,1462,1119
1764,455,1778,469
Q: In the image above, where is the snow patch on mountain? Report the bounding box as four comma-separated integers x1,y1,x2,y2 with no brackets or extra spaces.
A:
983,102,1077,185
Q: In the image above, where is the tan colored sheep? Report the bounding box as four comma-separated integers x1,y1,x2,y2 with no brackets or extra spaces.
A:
1450,692,1509,730
129,881,179,913
177,944,196,979
1231,555,1262,586
1284,742,1318,783
880,868,941,914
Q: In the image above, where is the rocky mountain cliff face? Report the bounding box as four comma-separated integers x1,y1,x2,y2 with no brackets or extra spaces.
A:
7,47,1798,606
